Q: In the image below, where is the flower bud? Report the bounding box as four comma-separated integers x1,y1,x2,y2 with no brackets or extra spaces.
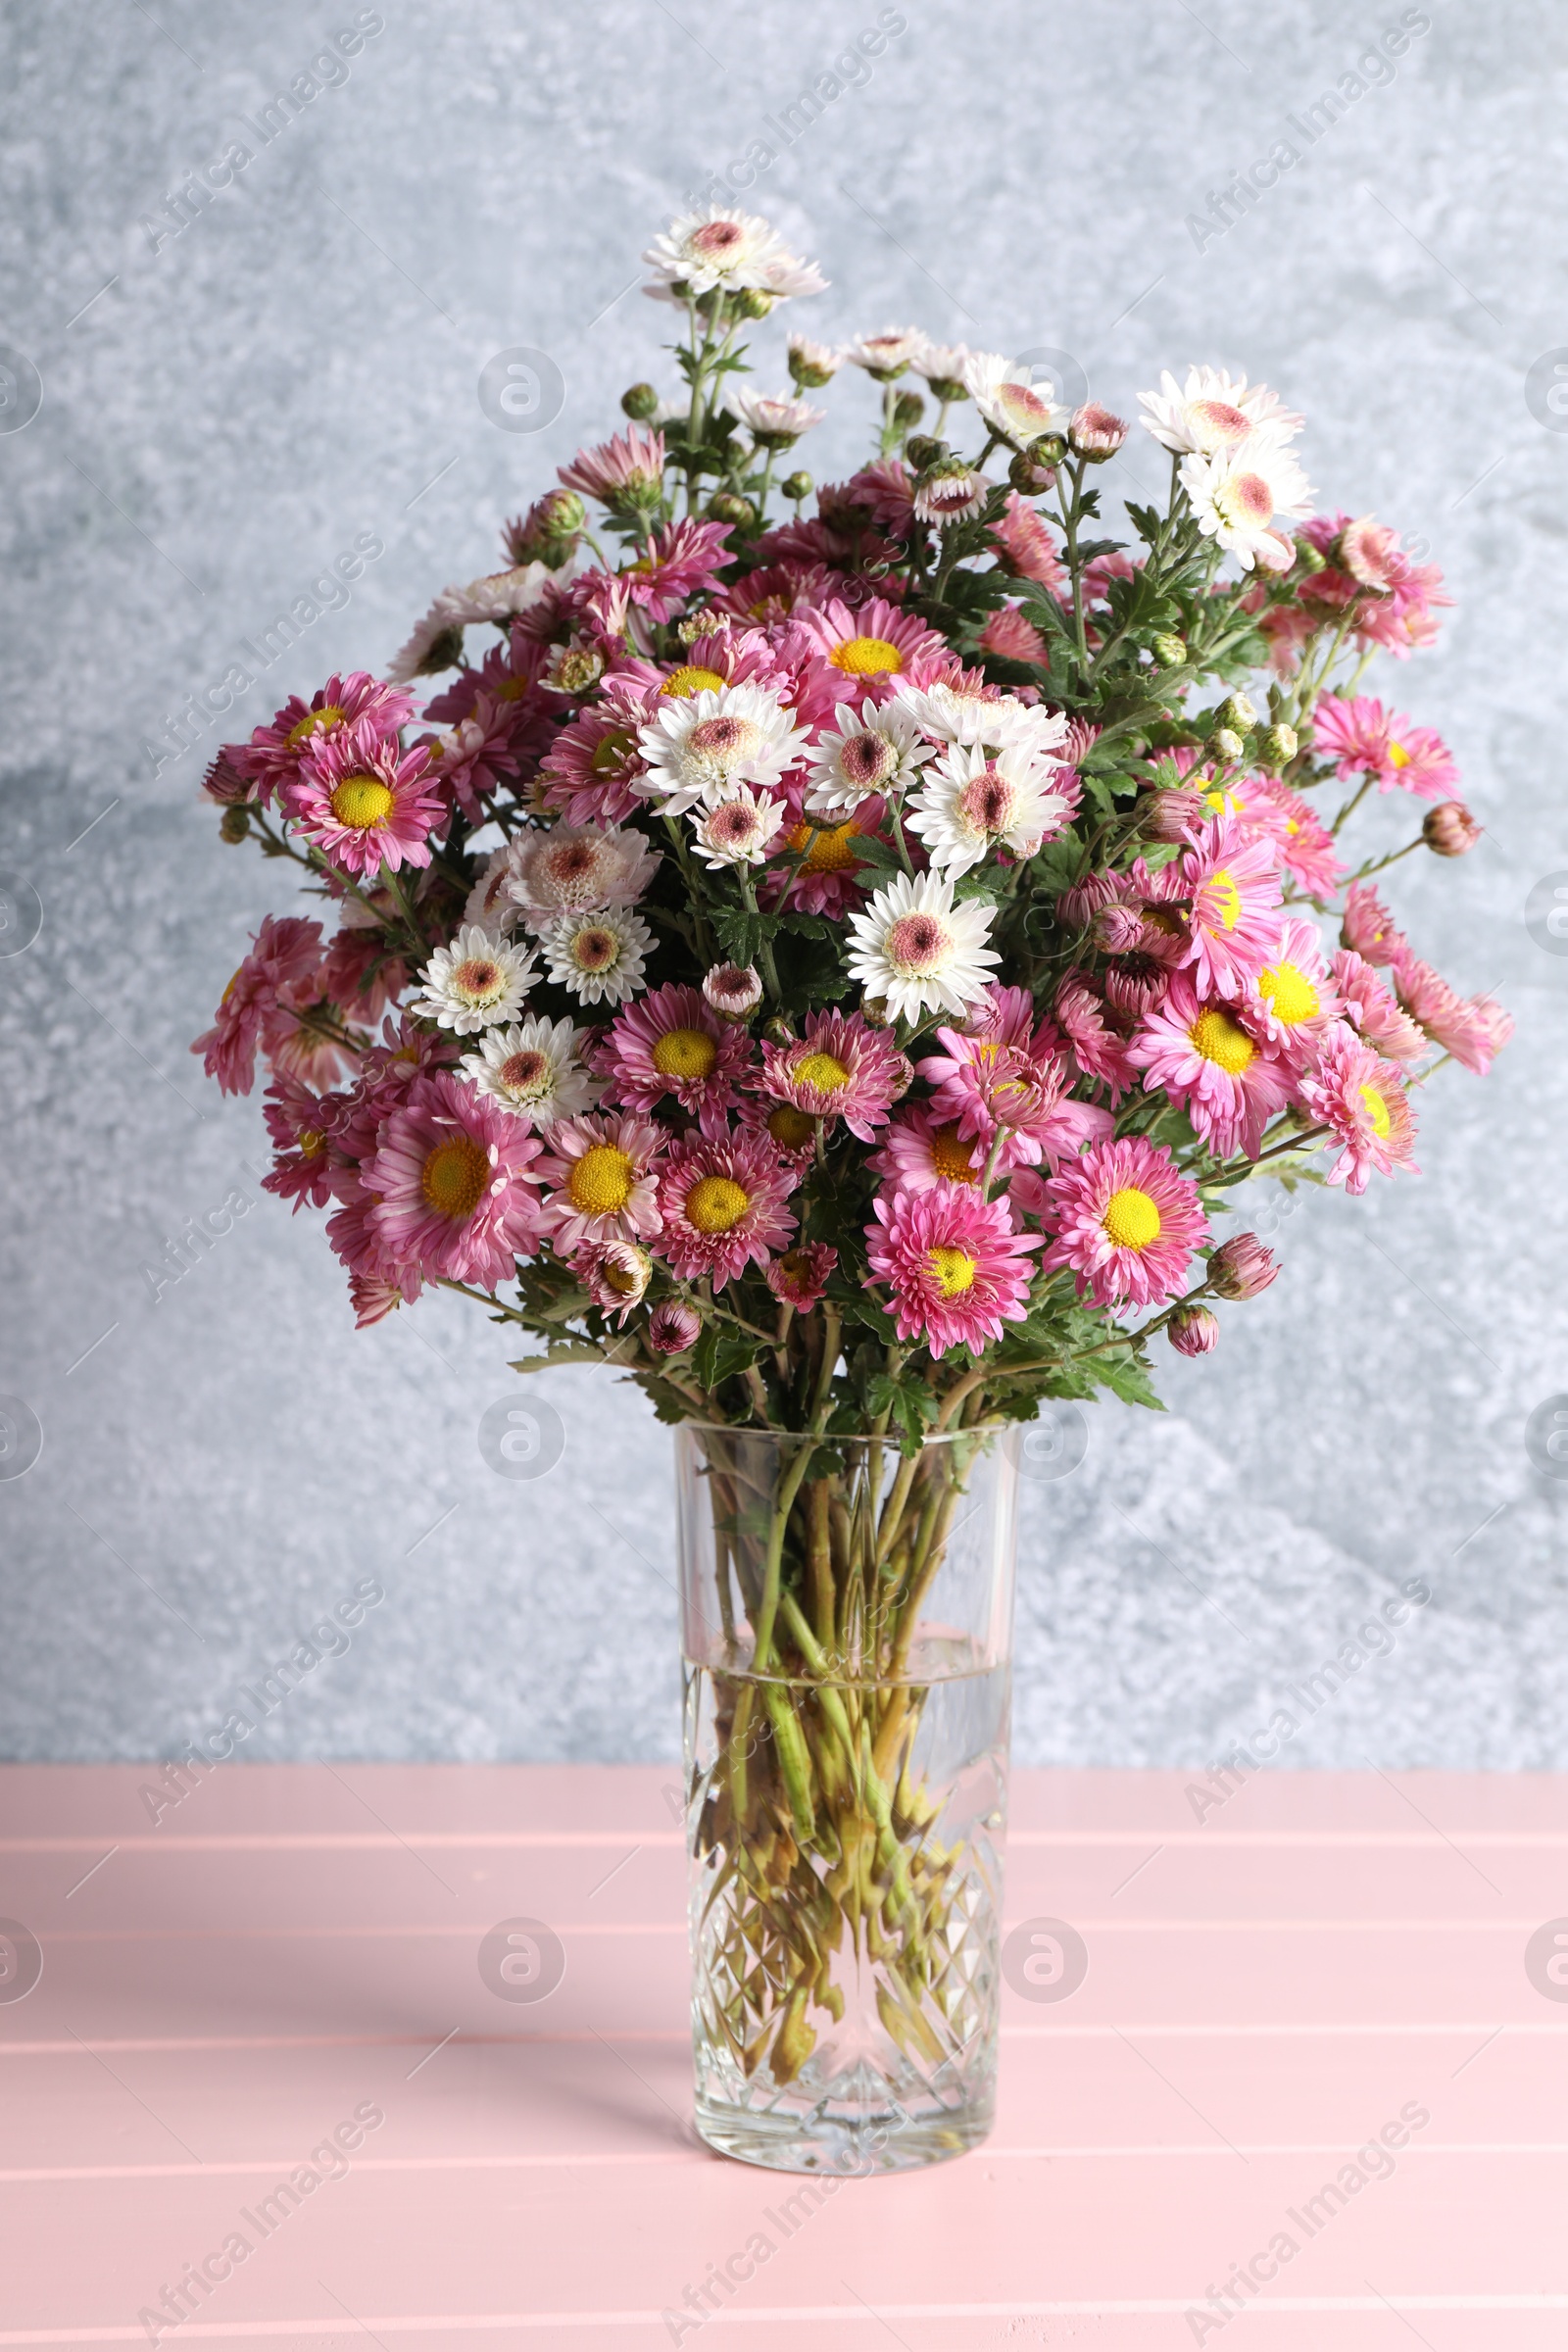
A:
925,374,968,403
648,1300,702,1356
1214,693,1257,734
904,435,946,471
1069,403,1128,460
1150,633,1187,668
1169,1303,1219,1356
892,389,926,431
201,750,255,806
219,806,250,843
1031,432,1067,468
1092,903,1148,954
1143,785,1203,844
1423,800,1481,857
1207,1232,1279,1300
1206,726,1246,764
1007,449,1055,494
702,962,763,1021
1260,721,1298,770
620,382,661,421
733,287,775,319
1292,534,1328,575
762,1014,796,1045
708,492,756,527
780,470,812,503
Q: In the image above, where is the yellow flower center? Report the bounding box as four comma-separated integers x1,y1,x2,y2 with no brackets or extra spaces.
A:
1257,961,1320,1026
287,704,345,748
661,665,726,697
420,1136,490,1221
590,727,637,776
297,1129,325,1157
652,1027,718,1081
1359,1084,1391,1138
788,819,860,874
929,1123,980,1183
767,1104,816,1150
603,1257,642,1296
329,776,394,830
830,634,903,677
685,1175,749,1234
1204,867,1242,930
568,1144,633,1214
793,1052,852,1095
926,1245,976,1298
496,675,530,701
1190,1007,1257,1074
1388,741,1410,768
1102,1186,1161,1250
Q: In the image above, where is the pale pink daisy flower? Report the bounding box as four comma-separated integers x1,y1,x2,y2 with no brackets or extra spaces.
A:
648,1299,702,1355
842,327,929,378
845,870,1001,1024
557,423,665,506
386,565,558,684
870,1107,988,1193
460,1014,597,1128
1180,440,1313,572
792,596,946,696
962,352,1071,446
906,741,1075,875
725,386,825,443
1179,817,1284,997
365,1072,547,1288
691,786,787,870
760,1008,909,1141
765,1243,838,1312
1389,951,1504,1074
1070,403,1128,459
191,913,324,1097
1244,916,1344,1063
636,681,810,815
1297,1028,1419,1194
535,1112,664,1250
1139,366,1303,457
1341,881,1405,967
642,206,825,302
1330,950,1427,1064
541,907,653,1007
570,1240,653,1327
1313,696,1458,800
1040,1135,1208,1312
410,926,538,1036
622,518,734,622
234,673,414,805
805,697,933,816
600,983,752,1136
787,335,843,384
866,1182,1041,1359
656,1133,798,1291
505,822,660,932
286,727,442,876
912,461,992,527
1129,973,1293,1160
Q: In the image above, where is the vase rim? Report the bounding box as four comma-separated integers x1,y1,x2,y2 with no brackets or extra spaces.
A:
676,1420,1010,1449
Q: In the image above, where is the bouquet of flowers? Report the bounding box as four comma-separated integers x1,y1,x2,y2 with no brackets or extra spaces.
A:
191,205,1506,2156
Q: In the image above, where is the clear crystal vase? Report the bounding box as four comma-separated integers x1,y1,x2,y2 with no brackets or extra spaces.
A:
676,1422,1019,2175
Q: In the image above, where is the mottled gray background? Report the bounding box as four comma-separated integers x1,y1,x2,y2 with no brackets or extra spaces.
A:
0,0,1563,1769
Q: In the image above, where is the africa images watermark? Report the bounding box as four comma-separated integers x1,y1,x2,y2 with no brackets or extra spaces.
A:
681,8,908,211
1186,9,1433,255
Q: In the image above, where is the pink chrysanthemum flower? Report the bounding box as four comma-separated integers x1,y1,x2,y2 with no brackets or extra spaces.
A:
1312,696,1458,801
871,1107,987,1193
557,423,665,506
866,1183,1041,1359
622,517,734,622
1179,817,1284,998
1330,950,1426,1062
656,1132,799,1291
422,691,521,823
1243,915,1344,1063
917,993,1070,1165
1389,951,1506,1074
600,983,753,1136
708,560,848,625
792,596,946,700
233,673,415,805
1252,777,1345,899
1054,970,1137,1101
736,1093,822,1170
648,1299,702,1355
977,605,1050,665
571,1241,653,1327
659,627,791,699
191,914,324,1097
287,726,442,876
765,1242,838,1312
539,685,659,826
364,1072,547,1288
1341,882,1405,967
1040,1135,1207,1311
535,1112,664,1251
991,494,1066,590
261,1075,339,1210
760,1008,909,1142
1129,973,1293,1160
1297,1027,1419,1194
505,822,660,932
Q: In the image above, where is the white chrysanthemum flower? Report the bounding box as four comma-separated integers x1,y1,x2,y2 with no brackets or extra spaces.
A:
806,700,933,817
909,340,972,387
893,679,1070,756
787,334,842,380
1139,366,1304,457
912,463,991,526
843,327,929,376
906,744,1075,877
465,847,524,934
845,870,1001,1024
1180,440,1314,572
642,205,825,301
690,786,786,869
410,926,538,1035
387,563,562,683
505,823,661,932
724,386,826,442
461,1014,597,1128
635,682,810,815
962,352,1071,447
541,907,653,1006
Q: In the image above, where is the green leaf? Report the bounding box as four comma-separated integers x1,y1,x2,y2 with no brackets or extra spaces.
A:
509,1342,606,1374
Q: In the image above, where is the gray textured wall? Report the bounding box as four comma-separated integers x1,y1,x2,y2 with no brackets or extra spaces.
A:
1,0,1563,1770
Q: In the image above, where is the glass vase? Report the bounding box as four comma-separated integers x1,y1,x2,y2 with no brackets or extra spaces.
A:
675,1421,1019,2176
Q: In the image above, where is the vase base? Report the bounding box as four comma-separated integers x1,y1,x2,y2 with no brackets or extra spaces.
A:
693,2088,993,2176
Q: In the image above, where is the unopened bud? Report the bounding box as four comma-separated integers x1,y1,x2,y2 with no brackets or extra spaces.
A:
1144,786,1203,844
858,996,893,1028
709,492,756,527
780,470,812,503
1260,721,1298,769
219,806,250,843
1092,903,1148,954
1069,403,1128,461
648,1300,702,1356
762,1015,796,1046
1293,534,1328,575
1029,432,1067,467
1214,694,1257,734
620,382,661,421
201,750,255,806
925,374,968,404
1151,633,1187,668
702,962,763,1022
1423,800,1481,857
733,287,775,319
892,389,926,431
904,435,946,472
674,612,711,644
1207,1232,1279,1300
1008,449,1055,494
1206,727,1246,764
1169,1303,1219,1356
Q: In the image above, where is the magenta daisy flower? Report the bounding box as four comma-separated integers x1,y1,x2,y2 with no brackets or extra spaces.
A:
765,1242,838,1312
1253,778,1344,899
871,1106,988,1194
792,596,946,700
1313,696,1458,801
535,1112,664,1251
1297,1027,1419,1194
736,1094,822,1170
760,1009,909,1142
1054,971,1137,1102
539,687,658,826
622,518,734,622
233,673,414,805
917,992,1070,1164
557,423,665,506
599,983,753,1136
1179,817,1284,998
1389,951,1503,1074
1129,972,1293,1160
261,1075,340,1210
1341,882,1405,967
656,1132,799,1291
1330,951,1426,1063
1040,1135,1207,1312
287,726,442,876
364,1072,547,1289
191,913,324,1097
1242,916,1344,1064
866,1183,1040,1359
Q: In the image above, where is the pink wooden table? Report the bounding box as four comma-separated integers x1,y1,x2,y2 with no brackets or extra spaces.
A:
2,1763,1565,2348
